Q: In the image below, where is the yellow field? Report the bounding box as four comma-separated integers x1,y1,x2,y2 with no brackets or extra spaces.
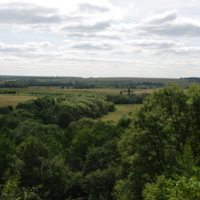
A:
0,95,38,107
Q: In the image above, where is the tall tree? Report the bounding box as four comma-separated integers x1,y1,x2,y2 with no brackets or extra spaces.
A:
115,84,200,199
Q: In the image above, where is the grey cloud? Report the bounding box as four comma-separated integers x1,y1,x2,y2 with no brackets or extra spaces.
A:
61,21,111,32
0,2,78,24
61,39,190,55
0,44,35,53
78,3,110,13
71,44,110,50
124,39,183,48
70,42,114,51
25,41,52,47
131,11,200,37
60,32,124,40
137,22,200,37
158,47,200,56
0,2,119,40
58,21,118,39
0,42,51,53
143,10,178,24
1,2,57,14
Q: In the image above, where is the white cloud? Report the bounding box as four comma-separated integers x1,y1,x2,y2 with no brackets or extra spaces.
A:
0,2,64,24
123,39,183,48
131,10,200,37
59,21,112,34
78,3,110,13
0,1,126,40
113,10,200,38
0,41,52,53
60,39,199,58
142,10,178,24
0,0,200,77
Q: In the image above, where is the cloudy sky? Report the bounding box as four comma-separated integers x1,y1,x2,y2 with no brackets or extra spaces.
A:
0,0,200,78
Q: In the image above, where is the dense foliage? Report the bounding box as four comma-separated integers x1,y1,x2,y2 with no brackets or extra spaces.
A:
0,76,166,89
1,84,200,199
0,89,16,94
0,94,119,199
115,84,200,199
106,93,148,104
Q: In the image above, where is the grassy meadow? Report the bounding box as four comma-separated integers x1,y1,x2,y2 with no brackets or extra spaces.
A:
0,86,148,122
100,104,140,122
0,87,153,107
0,95,38,106
1,76,192,121
0,87,153,106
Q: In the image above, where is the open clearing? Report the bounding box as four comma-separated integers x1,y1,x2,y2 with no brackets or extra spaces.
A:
0,87,153,102
100,104,140,122
0,87,146,120
0,87,149,113
13,87,153,97
0,94,142,122
0,95,38,107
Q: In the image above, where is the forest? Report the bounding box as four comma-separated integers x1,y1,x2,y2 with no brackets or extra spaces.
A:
1,84,200,199
0,76,196,89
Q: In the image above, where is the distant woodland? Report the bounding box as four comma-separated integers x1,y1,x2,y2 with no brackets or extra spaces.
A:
0,76,198,89
1,79,200,199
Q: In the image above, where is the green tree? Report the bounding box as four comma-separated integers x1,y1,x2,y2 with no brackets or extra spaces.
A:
83,138,119,173
127,87,130,96
17,136,49,188
143,175,200,200
115,84,200,199
0,135,15,184
84,168,116,200
0,170,41,200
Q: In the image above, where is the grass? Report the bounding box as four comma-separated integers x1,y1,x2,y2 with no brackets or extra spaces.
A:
77,88,153,95
0,87,151,108
100,104,141,122
0,88,142,123
8,87,153,97
0,87,146,121
0,95,38,107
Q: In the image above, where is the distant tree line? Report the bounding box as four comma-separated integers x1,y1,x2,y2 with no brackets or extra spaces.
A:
0,89,16,94
73,82,164,89
108,82,164,89
0,75,82,79
180,77,200,82
0,82,29,88
106,93,149,104
0,79,164,89
27,80,74,87
180,77,200,79
0,81,73,88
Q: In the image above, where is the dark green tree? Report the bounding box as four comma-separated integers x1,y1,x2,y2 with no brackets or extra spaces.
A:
127,87,130,96
115,84,200,199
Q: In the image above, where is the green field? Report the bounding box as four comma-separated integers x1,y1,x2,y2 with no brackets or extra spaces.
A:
14,87,153,96
0,87,153,107
0,95,39,107
100,104,140,122
0,76,179,123
0,88,142,123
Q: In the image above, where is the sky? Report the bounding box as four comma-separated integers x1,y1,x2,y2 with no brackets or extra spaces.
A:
0,0,200,78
